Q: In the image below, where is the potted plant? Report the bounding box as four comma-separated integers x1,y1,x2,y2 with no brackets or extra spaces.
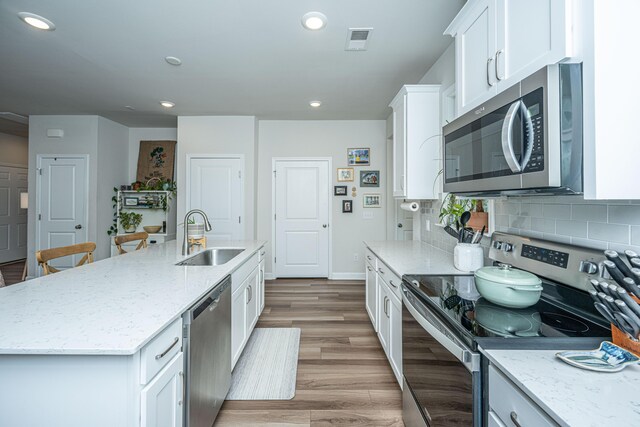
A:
120,211,143,233
438,194,473,227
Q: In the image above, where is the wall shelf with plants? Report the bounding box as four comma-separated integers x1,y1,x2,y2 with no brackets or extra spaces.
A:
438,194,495,237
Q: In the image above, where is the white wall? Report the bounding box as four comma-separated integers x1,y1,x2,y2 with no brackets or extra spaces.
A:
128,128,177,182
97,118,129,260
176,116,257,242
418,42,455,89
0,132,28,166
257,120,387,279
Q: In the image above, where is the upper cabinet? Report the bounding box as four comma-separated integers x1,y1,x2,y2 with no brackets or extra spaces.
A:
446,0,573,116
389,85,441,200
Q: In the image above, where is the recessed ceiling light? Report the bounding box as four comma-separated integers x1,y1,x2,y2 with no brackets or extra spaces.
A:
18,12,55,31
301,12,327,31
165,56,182,66
309,101,322,108
160,101,175,108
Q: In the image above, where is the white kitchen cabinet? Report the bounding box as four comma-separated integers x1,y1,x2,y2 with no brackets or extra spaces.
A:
387,291,402,385
231,284,247,367
377,282,390,352
258,248,266,312
365,262,377,332
389,85,441,200
446,0,573,116
141,352,184,427
245,267,260,335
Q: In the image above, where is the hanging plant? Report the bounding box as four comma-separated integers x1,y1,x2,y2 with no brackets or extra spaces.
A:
107,187,119,236
119,211,143,233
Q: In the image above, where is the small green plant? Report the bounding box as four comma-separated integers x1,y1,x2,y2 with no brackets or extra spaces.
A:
119,211,143,232
438,194,474,227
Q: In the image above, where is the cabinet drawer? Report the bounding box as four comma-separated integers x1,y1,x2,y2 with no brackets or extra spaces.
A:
377,261,402,299
489,365,556,427
140,318,183,384
231,252,259,293
365,248,377,269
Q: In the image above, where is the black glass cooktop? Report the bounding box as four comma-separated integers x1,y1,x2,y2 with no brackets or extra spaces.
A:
403,274,611,346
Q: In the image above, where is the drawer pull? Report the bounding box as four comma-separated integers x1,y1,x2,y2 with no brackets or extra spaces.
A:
155,337,179,360
510,411,522,427
367,255,373,261
179,371,185,406
389,279,397,288
367,266,373,271
379,268,385,274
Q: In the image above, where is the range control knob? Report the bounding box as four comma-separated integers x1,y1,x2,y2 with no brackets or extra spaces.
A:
579,260,599,275
493,241,503,250
502,243,514,253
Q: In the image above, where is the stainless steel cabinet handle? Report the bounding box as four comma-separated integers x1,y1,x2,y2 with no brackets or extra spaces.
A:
486,57,495,87
495,49,504,80
389,279,397,288
510,411,522,427
247,285,252,304
383,296,388,317
378,268,385,274
367,255,373,261
155,337,179,360
367,266,373,272
178,371,185,406
386,298,390,318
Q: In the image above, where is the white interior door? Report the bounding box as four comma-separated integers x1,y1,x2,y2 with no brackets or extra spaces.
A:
274,159,329,278
188,156,243,241
0,165,28,263
395,200,414,241
37,156,88,272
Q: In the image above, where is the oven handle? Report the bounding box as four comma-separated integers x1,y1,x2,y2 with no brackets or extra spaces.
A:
403,287,480,373
501,100,534,173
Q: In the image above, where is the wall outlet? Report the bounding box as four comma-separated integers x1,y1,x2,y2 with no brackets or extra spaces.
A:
425,219,431,232
353,253,359,262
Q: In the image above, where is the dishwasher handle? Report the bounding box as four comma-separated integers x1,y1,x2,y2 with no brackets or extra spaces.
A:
190,276,231,321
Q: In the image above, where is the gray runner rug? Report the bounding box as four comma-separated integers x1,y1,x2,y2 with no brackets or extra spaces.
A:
226,328,301,400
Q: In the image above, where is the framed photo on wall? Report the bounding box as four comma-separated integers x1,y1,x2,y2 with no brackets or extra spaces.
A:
363,193,381,208
347,148,370,166
360,170,380,187
337,168,354,182
123,197,139,206
342,200,353,213
334,185,348,196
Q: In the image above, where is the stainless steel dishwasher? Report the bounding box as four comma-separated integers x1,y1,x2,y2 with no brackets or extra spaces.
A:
183,276,231,427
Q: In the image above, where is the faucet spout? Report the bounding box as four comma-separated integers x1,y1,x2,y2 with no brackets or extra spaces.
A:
183,209,212,255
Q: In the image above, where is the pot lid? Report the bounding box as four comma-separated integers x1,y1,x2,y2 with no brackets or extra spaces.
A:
475,264,542,287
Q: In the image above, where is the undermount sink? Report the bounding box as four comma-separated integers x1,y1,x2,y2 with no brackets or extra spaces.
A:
176,248,244,266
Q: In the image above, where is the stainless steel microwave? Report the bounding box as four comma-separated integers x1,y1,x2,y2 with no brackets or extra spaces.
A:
443,64,583,196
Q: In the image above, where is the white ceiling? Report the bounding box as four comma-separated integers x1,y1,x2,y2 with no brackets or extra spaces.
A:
0,0,464,127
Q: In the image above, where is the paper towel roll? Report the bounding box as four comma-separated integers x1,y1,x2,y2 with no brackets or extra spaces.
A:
400,202,419,212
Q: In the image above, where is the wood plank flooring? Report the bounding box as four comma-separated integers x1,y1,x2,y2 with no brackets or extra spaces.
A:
0,260,25,286
215,279,404,427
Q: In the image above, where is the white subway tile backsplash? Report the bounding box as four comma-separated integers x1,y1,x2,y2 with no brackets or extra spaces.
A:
588,222,629,244
570,237,608,250
632,226,640,246
571,204,607,222
543,204,571,219
542,233,571,244
608,205,640,225
556,220,588,238
509,215,531,229
531,217,556,233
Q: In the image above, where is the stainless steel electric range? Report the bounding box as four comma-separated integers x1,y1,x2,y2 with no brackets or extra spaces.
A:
401,232,612,427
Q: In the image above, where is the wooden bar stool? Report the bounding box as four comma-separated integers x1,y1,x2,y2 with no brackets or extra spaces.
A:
114,232,149,255
36,242,96,276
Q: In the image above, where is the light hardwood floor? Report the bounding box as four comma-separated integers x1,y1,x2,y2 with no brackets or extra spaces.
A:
0,260,25,286
215,278,404,427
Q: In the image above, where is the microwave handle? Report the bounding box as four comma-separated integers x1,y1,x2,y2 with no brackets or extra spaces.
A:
501,100,534,173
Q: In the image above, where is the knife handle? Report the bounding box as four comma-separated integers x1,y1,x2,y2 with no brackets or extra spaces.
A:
622,277,640,299
630,258,640,269
605,250,635,279
615,300,640,338
616,287,640,318
604,260,630,289
625,250,639,265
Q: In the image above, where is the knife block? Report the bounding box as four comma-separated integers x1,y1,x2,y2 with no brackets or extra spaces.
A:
611,325,640,356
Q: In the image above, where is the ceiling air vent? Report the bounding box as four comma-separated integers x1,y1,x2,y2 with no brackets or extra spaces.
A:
345,28,373,51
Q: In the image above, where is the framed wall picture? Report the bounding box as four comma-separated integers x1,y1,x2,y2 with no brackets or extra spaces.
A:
342,200,353,213
337,168,354,182
360,170,380,187
363,193,381,208
334,185,348,196
123,196,139,206
347,148,370,166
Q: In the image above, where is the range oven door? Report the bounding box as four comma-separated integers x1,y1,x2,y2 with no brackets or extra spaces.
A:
402,284,481,427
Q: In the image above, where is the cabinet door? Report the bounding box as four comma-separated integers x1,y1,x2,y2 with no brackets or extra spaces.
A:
365,263,377,331
377,281,390,354
455,0,498,115
231,286,247,367
245,268,260,336
392,99,407,197
258,258,266,312
388,293,403,386
496,0,571,88
141,352,184,427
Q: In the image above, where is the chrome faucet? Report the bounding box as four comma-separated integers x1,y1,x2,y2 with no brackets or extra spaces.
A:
182,209,213,255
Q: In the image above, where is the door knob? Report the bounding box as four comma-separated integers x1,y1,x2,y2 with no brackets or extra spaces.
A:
322,224,328,228
397,223,403,228
75,224,82,230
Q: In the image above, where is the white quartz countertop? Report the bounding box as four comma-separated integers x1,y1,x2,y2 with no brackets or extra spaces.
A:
481,348,640,426
0,240,265,355
363,240,460,277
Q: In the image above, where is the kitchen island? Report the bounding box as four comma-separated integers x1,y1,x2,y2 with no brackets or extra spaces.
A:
0,240,266,426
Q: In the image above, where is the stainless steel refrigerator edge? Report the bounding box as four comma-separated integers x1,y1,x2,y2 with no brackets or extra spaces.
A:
442,63,583,196
182,276,232,427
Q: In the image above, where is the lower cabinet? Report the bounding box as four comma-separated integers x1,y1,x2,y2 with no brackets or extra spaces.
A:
141,352,184,427
258,256,266,312
365,262,377,332
231,254,263,369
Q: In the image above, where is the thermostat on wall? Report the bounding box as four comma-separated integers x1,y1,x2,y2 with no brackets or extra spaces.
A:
46,129,64,138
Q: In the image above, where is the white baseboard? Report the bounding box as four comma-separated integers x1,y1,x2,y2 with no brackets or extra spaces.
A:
330,272,366,281
265,273,276,281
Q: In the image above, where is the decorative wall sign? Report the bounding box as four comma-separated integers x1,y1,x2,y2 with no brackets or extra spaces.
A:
136,140,176,182
334,186,348,196
123,197,139,206
347,148,370,166
342,200,353,213
360,170,380,187
363,193,381,208
337,168,354,182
